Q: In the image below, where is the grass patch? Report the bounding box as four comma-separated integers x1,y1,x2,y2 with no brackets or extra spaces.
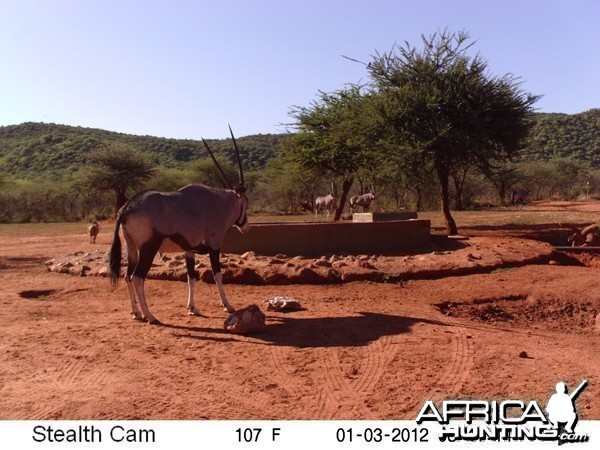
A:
1,204,597,238
0,222,88,237
420,209,598,229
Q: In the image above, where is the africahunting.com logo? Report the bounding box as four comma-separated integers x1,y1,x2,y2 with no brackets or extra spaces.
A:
417,380,589,444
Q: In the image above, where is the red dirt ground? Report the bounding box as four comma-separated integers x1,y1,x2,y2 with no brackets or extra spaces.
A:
1,206,599,420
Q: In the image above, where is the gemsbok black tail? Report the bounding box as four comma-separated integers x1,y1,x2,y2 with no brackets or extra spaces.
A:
108,213,124,290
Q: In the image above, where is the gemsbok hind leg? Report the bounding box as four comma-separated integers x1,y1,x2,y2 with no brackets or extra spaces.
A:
123,231,143,321
185,251,201,316
125,277,142,321
209,249,235,313
130,240,162,325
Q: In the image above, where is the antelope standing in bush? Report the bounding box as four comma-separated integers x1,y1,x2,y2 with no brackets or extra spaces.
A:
88,221,100,244
511,189,531,209
315,194,335,217
350,192,375,212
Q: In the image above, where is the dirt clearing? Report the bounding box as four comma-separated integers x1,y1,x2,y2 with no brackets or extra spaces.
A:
1,204,599,420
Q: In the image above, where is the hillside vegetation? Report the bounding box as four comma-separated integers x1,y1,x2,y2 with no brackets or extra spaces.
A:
1,109,598,179
0,122,290,178
523,109,600,164
0,109,599,223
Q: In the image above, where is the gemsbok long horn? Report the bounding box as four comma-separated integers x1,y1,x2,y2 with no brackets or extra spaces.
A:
228,124,245,190
201,138,232,190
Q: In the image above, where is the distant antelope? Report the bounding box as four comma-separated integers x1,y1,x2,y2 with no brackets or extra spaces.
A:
108,127,249,325
315,194,335,217
350,192,375,212
88,221,100,244
511,189,531,210
298,200,313,213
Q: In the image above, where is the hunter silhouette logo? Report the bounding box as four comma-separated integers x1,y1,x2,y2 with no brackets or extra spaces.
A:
546,380,588,443
417,379,590,443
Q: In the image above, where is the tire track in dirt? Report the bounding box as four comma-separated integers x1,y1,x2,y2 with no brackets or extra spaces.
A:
397,319,474,419
354,335,402,394
53,346,110,389
11,346,110,420
9,403,64,420
268,344,333,417
426,321,474,403
320,349,352,416
268,345,308,398
267,333,404,419
35,404,65,420
318,335,402,419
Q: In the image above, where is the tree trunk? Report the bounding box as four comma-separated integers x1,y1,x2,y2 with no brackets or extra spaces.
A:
452,173,463,210
453,167,469,211
498,183,507,206
334,177,354,221
415,185,422,212
392,186,400,209
453,174,462,211
437,166,458,235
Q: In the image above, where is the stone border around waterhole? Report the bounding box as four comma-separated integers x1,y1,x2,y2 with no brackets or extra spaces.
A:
45,237,558,285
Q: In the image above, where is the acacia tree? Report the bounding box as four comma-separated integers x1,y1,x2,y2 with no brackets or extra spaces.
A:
287,85,377,220
484,160,523,206
82,144,156,215
252,155,321,214
368,29,539,234
188,156,237,189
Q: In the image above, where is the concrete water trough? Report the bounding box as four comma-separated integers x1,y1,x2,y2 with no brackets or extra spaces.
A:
352,211,418,222
222,219,431,256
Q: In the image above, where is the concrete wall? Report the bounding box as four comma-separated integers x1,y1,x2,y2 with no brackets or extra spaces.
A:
352,211,418,222
222,219,430,256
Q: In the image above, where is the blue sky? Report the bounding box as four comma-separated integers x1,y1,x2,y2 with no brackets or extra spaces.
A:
0,0,598,139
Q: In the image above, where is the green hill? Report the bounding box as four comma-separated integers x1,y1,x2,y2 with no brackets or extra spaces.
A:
1,109,598,178
523,108,600,165
0,122,290,178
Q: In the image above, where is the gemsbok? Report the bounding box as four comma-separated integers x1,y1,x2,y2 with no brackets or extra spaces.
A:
511,189,531,210
315,194,335,217
88,221,100,244
350,192,375,212
108,127,250,325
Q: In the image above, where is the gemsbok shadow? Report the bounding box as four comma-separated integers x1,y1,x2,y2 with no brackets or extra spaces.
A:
165,312,448,348
256,312,447,348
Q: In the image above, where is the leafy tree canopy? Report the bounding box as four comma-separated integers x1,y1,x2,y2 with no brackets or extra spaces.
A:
80,143,156,212
286,85,379,219
366,29,540,234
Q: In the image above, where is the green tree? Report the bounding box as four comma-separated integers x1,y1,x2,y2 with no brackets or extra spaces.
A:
287,85,377,220
147,167,193,192
550,158,591,199
81,144,156,214
485,160,522,206
253,156,310,214
0,173,7,192
368,29,539,234
188,156,237,189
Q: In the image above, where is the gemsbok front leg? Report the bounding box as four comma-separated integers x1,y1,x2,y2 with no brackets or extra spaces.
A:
209,248,235,313
185,251,201,316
